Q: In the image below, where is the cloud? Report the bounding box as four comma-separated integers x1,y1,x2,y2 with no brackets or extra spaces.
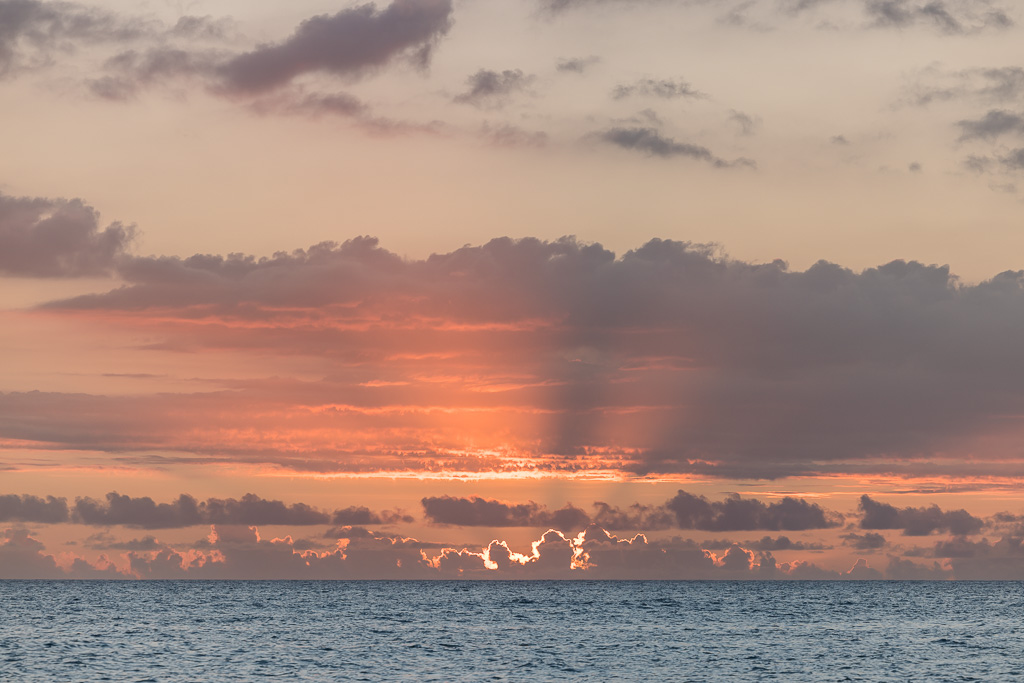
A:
0,494,69,523
0,192,134,277
0,0,151,78
729,110,760,136
331,506,414,525
556,56,599,73
841,531,887,549
956,110,1024,141
9,235,1024,480
858,495,984,536
597,127,756,167
664,490,841,530
611,78,703,101
864,0,1012,33
421,495,590,530
60,491,407,528
906,66,1024,107
453,69,534,107
420,491,839,532
216,0,453,95
0,528,125,579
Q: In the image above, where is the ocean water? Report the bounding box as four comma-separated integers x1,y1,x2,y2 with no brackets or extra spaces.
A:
1,581,1022,681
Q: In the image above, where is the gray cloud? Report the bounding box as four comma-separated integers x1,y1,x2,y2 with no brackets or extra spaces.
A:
611,77,703,101
665,490,841,531
453,69,534,107
841,531,887,549
0,0,151,77
598,127,756,167
956,110,1024,141
421,495,591,530
331,506,414,525
864,0,1012,33
0,192,134,277
0,494,69,523
702,535,831,551
216,0,453,95
907,66,1024,107
1000,148,1024,169
58,491,408,529
858,495,984,536
420,491,840,532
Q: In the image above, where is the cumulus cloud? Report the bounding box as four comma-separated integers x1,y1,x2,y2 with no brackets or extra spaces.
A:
664,490,840,530
0,192,134,277
421,491,840,531
12,491,415,529
421,495,590,530
858,495,984,536
0,528,125,579
611,77,703,101
597,127,756,167
0,494,69,523
453,69,534,107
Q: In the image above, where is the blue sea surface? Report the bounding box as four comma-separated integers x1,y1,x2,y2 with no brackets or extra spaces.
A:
1,581,1022,681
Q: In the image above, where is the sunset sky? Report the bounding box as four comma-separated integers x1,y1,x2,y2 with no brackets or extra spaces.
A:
2,0,1024,579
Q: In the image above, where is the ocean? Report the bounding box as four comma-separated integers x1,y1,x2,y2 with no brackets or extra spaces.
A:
1,581,1021,681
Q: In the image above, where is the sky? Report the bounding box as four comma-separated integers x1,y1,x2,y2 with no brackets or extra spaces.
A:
1,0,1024,580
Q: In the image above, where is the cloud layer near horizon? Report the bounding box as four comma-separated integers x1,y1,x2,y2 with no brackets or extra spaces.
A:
3,518,1022,580
4,193,1024,479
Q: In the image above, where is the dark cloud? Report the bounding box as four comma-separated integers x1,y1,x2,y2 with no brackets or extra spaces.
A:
956,110,1024,141
331,506,414,525
453,69,534,107
598,127,756,167
831,135,850,145
556,56,599,73
0,528,124,579
421,491,839,532
858,495,984,536
0,494,69,523
611,78,703,101
665,490,840,531
64,491,406,528
0,192,134,277
421,495,591,531
216,0,453,95
841,531,887,549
